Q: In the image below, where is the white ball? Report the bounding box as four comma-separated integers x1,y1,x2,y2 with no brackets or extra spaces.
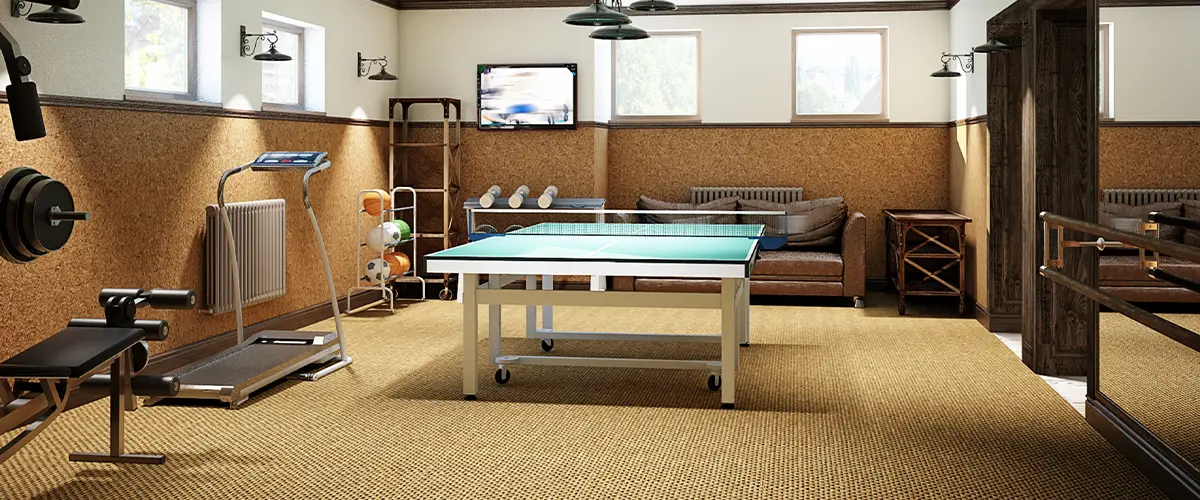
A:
365,258,391,285
366,223,402,252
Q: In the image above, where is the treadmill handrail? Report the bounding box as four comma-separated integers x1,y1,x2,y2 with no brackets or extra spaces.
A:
217,162,253,343
302,160,331,209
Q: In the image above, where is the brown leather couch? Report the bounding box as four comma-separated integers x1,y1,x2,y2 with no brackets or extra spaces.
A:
612,212,868,307
1101,255,1200,303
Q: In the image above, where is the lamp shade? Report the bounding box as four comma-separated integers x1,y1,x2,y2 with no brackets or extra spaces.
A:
590,24,651,41
369,67,398,81
254,45,293,62
972,37,1012,54
930,62,960,78
27,6,85,24
629,0,677,11
564,1,631,27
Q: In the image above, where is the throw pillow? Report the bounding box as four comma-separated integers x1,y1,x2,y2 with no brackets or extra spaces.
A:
1099,201,1184,242
739,197,847,248
636,195,739,225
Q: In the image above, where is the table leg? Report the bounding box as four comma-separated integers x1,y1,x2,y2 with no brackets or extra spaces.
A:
489,274,502,364
541,274,554,331
739,278,750,348
462,273,479,400
721,278,738,409
525,275,537,337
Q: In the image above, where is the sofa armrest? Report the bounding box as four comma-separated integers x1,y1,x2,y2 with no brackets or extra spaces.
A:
841,212,867,297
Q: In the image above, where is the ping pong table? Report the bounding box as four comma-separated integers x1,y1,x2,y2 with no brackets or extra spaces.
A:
425,222,763,409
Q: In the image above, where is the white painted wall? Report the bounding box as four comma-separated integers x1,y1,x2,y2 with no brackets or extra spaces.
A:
0,0,400,120
950,1,1200,121
397,7,950,123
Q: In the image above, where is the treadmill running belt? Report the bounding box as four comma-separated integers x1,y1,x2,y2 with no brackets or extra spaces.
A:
172,339,331,387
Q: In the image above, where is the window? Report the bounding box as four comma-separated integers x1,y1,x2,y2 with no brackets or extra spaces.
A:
612,31,701,121
1099,23,1113,119
124,0,196,99
261,21,304,109
792,28,887,121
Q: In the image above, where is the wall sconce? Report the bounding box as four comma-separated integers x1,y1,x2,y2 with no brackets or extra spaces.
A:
931,52,974,78
240,25,292,62
974,23,1026,54
357,52,397,81
10,0,84,24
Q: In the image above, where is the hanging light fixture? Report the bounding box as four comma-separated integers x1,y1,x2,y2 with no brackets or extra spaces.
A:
358,52,398,81
629,0,677,11
564,1,630,27
972,37,1012,54
590,24,650,41
11,1,84,24
240,25,293,62
930,52,973,78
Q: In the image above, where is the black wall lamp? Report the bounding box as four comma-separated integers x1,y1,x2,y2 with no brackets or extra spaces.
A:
240,25,292,62
357,52,396,81
931,52,974,78
564,0,675,41
10,0,84,24
974,23,1026,54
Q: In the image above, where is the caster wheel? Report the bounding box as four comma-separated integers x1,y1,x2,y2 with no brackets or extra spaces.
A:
439,288,453,301
740,342,750,347
720,403,735,410
707,374,721,391
540,339,554,352
495,368,511,384
464,395,477,401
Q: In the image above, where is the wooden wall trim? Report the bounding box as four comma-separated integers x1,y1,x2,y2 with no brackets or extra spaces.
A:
382,1,955,13
955,115,988,127
1099,0,1200,7
0,93,389,128
605,121,950,129
1100,121,1200,127
1086,398,1200,497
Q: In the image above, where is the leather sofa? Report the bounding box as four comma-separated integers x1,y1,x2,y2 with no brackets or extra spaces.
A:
1098,198,1200,303
612,211,868,307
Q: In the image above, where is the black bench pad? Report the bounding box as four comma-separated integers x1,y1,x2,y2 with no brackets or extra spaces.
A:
0,327,143,379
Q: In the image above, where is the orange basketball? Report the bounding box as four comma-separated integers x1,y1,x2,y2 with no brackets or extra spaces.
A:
384,252,411,275
362,192,391,217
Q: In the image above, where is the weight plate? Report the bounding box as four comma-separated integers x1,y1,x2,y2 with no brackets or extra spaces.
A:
0,168,42,263
23,178,75,253
6,173,49,259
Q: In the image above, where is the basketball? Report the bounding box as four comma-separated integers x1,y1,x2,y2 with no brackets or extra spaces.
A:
384,252,411,275
362,191,391,217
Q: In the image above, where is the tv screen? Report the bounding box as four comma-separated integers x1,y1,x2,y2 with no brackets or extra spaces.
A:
478,64,577,130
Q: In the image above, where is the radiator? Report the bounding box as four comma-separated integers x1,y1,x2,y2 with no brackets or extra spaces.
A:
690,187,805,204
1103,189,1200,206
204,199,287,315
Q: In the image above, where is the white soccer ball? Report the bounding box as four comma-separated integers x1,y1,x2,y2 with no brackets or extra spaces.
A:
366,222,403,252
365,258,391,285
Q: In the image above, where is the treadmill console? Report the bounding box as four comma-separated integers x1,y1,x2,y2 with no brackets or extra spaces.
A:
251,152,329,171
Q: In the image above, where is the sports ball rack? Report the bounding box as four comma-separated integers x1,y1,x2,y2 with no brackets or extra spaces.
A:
347,186,424,313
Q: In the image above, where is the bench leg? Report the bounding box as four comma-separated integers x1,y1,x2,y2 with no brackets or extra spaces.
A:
0,379,66,464
70,351,165,465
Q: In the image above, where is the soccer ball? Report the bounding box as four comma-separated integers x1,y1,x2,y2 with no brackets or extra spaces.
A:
366,222,403,252
365,258,391,285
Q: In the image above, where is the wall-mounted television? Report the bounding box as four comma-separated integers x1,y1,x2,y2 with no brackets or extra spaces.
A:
477,63,577,130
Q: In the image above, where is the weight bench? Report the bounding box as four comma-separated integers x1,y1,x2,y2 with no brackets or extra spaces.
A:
0,288,194,465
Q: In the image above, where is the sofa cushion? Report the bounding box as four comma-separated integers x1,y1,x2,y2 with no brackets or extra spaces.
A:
1184,200,1200,248
739,197,847,248
752,250,843,278
636,195,739,224
1100,201,1184,242
1100,254,1200,284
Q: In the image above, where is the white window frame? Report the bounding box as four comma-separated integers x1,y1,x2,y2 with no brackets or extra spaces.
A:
611,30,702,123
1099,23,1114,120
261,20,306,112
792,27,889,122
124,0,199,102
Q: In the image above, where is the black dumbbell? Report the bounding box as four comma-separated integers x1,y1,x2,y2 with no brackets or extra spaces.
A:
0,168,89,264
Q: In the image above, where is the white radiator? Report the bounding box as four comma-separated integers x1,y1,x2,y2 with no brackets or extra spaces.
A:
204,199,287,315
1103,189,1200,206
691,187,805,204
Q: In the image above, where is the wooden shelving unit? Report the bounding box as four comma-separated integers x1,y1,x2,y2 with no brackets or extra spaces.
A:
388,97,462,300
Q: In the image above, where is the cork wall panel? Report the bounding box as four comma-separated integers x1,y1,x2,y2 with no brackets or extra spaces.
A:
607,127,950,278
948,122,989,305
1099,126,1200,189
0,106,388,361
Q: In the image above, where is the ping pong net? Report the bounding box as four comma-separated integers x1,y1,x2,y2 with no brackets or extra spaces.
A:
467,208,790,249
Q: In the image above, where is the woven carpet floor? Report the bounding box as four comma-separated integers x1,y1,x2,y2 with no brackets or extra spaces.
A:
0,298,1161,499
1100,311,1200,467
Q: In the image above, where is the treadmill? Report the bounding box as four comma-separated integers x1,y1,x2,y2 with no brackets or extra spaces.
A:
155,152,351,409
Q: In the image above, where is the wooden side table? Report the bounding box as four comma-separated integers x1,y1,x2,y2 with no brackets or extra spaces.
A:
883,209,972,316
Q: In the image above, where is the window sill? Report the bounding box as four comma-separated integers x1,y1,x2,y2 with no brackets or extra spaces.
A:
124,93,220,108
792,115,890,123
262,104,325,117
610,116,702,124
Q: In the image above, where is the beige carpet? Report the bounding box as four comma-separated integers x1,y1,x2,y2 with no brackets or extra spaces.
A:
1100,311,1200,467
0,298,1161,499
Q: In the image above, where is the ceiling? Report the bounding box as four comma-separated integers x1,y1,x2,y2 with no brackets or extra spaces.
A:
376,0,954,13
